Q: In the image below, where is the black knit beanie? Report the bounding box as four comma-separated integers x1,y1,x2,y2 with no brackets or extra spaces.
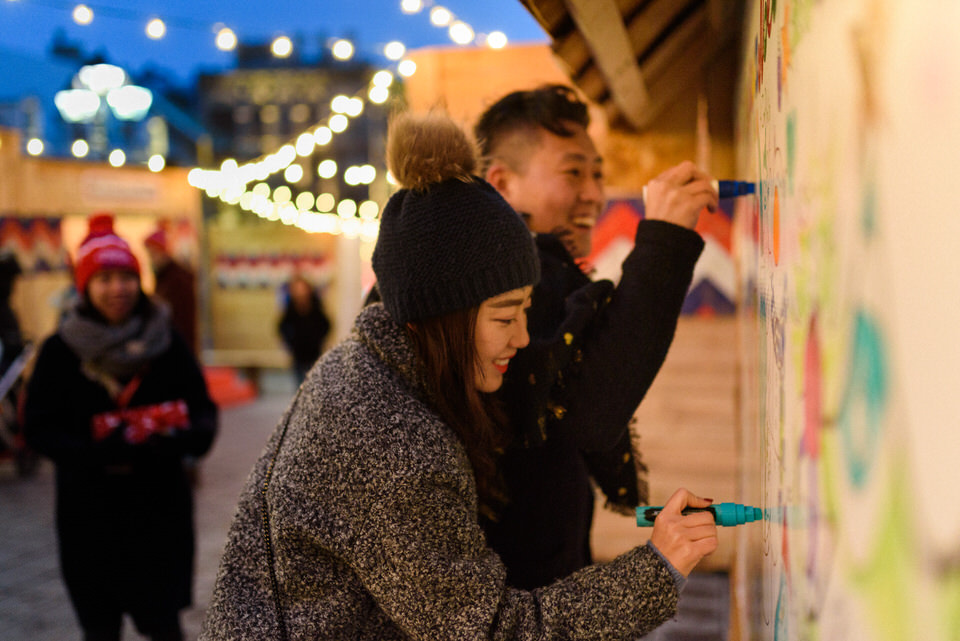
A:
373,175,540,324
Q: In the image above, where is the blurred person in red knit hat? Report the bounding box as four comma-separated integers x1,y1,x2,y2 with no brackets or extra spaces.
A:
24,212,218,641
144,223,198,355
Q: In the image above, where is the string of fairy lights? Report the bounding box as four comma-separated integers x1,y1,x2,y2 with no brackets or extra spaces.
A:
13,0,517,238
188,1,514,239
187,75,392,242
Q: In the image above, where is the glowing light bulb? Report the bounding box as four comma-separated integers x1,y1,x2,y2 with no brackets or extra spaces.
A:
284,164,304,184
313,126,332,146
360,165,376,184
26,138,44,155
145,18,166,40
372,70,394,87
430,6,452,27
398,59,417,77
337,199,358,218
277,144,297,167
344,166,360,186
296,132,315,156
72,4,93,25
384,41,406,61
316,193,335,212
332,39,354,61
359,200,380,219
295,192,315,211
400,0,423,14
368,86,389,104
486,31,508,49
216,27,237,51
71,139,89,158
449,21,474,45
317,159,338,179
108,149,126,167
271,36,293,58
329,114,348,132
280,203,299,225
330,94,351,114
148,154,165,172
345,98,363,117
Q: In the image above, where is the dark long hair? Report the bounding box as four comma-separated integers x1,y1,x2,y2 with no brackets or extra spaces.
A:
406,307,509,515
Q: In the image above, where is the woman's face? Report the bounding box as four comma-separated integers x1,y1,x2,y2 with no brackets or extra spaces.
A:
289,278,313,310
473,286,533,393
87,269,140,325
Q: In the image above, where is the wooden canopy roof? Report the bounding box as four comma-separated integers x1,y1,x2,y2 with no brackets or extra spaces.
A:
519,0,746,131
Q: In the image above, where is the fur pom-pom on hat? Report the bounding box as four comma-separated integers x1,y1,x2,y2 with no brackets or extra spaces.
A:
74,213,140,293
372,112,539,324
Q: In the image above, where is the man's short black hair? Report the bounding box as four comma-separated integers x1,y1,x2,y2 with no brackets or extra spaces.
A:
474,85,590,166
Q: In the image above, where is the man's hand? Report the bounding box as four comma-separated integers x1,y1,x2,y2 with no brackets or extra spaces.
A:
643,161,719,230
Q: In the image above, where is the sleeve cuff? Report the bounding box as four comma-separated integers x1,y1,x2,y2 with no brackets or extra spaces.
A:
646,540,688,593
634,219,705,260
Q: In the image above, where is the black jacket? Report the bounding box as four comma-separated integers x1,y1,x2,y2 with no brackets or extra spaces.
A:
24,323,218,621
482,219,704,589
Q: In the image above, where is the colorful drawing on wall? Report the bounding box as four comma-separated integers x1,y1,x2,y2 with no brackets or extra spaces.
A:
585,197,736,315
735,1,960,640
0,216,67,272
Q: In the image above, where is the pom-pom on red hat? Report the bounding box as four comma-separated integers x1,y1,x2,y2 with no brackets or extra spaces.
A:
74,213,141,293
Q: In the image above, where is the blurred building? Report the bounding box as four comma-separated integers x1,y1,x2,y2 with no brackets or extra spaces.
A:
0,31,205,169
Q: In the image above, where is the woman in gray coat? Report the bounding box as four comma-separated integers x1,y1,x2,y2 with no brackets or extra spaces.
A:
200,112,718,641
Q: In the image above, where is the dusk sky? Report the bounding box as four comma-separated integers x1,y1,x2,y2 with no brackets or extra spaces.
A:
0,0,548,83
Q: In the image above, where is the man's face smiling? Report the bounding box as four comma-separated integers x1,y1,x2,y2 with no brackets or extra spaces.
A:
494,123,605,259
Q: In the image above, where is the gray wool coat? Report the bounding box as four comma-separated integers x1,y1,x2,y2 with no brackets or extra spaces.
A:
200,304,680,641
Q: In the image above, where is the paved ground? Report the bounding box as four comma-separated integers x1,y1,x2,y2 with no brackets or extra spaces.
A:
1,374,727,640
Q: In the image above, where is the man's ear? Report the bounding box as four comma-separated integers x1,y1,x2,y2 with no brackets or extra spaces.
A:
484,161,514,198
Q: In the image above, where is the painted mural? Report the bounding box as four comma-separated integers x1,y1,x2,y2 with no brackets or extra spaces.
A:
586,197,737,315
0,216,67,272
734,1,960,640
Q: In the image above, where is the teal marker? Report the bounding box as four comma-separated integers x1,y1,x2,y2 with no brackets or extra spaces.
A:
635,502,763,527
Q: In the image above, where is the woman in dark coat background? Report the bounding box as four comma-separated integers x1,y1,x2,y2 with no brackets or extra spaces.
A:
277,273,330,385
24,213,218,641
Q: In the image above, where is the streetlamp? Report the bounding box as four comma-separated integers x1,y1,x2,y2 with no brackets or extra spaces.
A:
54,63,153,161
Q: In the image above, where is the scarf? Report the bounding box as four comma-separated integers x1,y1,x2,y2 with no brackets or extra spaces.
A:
59,298,172,396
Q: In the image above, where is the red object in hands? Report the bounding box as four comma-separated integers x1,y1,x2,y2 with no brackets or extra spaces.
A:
91,400,190,444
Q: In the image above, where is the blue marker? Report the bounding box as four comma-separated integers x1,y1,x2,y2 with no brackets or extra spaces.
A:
713,180,755,197
635,502,763,527
642,180,756,205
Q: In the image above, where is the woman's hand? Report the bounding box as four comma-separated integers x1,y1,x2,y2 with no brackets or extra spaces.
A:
649,488,719,577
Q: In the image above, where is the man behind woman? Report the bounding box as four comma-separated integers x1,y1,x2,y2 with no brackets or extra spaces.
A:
200,111,717,640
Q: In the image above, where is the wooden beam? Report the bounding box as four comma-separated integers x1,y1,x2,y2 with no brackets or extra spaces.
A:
564,0,652,129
